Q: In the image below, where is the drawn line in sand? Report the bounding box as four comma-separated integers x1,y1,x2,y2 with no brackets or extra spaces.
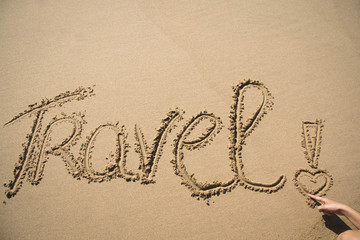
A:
4,80,287,201
30,112,85,184
80,109,184,184
302,120,324,169
293,169,333,208
3,84,183,197
4,86,94,198
293,120,333,208
80,123,138,183
135,109,184,184
172,80,286,200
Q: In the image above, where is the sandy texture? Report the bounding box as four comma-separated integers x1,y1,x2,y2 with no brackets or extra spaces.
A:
0,1,359,239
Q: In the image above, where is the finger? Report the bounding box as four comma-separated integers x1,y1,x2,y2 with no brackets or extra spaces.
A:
318,207,335,217
318,206,324,213
308,194,326,203
318,208,330,215
318,206,326,212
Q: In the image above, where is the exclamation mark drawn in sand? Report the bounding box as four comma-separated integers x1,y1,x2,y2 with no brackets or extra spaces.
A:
302,121,323,168
293,120,333,208
172,80,286,200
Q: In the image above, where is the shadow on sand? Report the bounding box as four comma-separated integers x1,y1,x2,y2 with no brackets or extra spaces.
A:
322,214,351,235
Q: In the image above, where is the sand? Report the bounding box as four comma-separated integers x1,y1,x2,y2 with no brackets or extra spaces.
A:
0,0,359,239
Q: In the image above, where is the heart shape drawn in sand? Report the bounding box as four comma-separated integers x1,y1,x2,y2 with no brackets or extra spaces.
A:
293,169,333,208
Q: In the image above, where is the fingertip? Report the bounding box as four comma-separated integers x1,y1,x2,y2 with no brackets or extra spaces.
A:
308,194,319,200
309,194,326,203
308,194,315,199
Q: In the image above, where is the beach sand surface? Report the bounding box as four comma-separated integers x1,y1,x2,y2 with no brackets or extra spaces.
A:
0,1,359,239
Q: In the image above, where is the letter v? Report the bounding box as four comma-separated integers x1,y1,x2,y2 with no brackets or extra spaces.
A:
134,109,183,183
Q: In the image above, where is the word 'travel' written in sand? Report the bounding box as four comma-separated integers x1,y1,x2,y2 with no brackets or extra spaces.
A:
3,80,332,204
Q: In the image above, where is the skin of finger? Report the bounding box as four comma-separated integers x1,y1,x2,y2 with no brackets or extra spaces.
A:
319,209,333,216
318,206,327,211
319,205,336,213
308,194,320,200
308,194,326,203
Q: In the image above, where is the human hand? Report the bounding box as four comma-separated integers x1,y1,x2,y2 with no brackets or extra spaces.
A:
307,194,347,216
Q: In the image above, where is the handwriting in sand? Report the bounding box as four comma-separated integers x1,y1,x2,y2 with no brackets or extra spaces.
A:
4,80,331,204
293,120,333,208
